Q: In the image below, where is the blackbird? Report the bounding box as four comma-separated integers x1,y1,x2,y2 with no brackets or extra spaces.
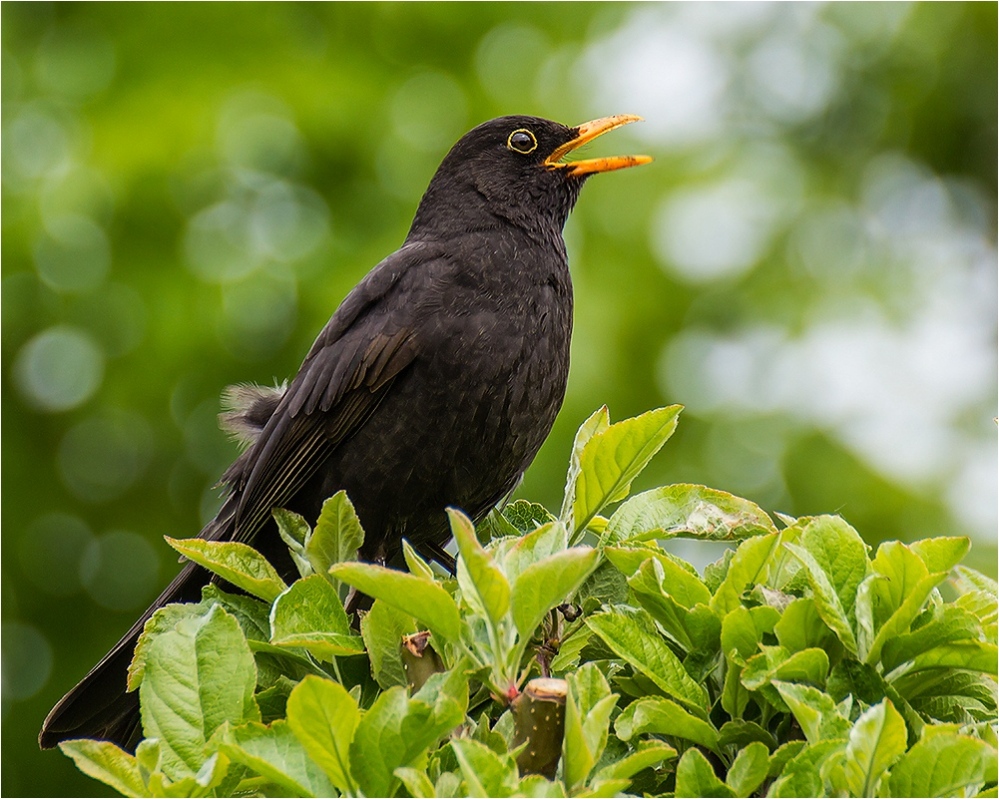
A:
39,114,650,750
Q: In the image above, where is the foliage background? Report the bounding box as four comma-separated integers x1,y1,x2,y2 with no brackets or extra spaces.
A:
1,3,995,796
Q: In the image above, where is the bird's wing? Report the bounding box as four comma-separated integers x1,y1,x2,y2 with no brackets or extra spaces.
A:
219,243,433,543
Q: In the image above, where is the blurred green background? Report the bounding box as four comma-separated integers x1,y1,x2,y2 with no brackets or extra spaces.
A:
2,3,995,795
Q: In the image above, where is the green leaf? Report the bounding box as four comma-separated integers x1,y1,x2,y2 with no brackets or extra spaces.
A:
269,574,363,659
501,520,568,584
606,484,777,543
401,539,436,580
286,675,360,795
129,600,211,691
593,740,677,782
164,537,287,602
710,533,780,617
909,536,971,574
769,740,845,798
773,597,833,653
394,767,437,799
221,720,336,797
504,499,558,535
59,740,147,798
140,605,259,779
720,605,780,662
587,608,708,712
842,699,907,797
360,598,418,689
563,663,617,790
951,566,998,597
675,748,735,798
330,561,461,642
773,681,851,744
452,738,519,798
271,508,312,581
741,646,829,691
569,405,682,536
784,540,859,656
629,552,711,610
511,546,599,639
889,732,999,797
351,671,468,799
560,405,611,523
615,696,720,754
881,606,984,672
905,640,999,675
858,540,949,663
799,516,869,619
308,490,365,580
450,507,510,626
726,741,770,797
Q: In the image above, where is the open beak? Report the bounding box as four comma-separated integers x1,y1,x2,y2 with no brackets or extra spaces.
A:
544,114,653,176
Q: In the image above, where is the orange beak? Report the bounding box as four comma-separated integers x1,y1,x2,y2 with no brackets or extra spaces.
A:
543,114,653,176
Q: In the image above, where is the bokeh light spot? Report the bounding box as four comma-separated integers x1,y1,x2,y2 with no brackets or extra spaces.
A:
13,325,104,412
390,71,468,153
34,213,111,292
80,531,160,611
35,24,116,99
57,410,154,503
1,622,53,701
18,513,95,596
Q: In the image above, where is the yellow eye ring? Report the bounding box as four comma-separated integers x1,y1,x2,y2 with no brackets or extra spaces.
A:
507,128,537,155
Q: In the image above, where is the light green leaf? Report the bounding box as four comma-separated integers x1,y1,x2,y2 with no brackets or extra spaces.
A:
330,561,460,642
741,646,829,691
710,533,780,617
269,574,363,659
452,737,519,798
360,598,418,689
773,597,832,653
587,608,708,712
501,520,568,585
799,515,869,620
607,483,777,543
286,675,359,795
594,740,676,782
140,605,259,779
784,541,859,655
881,605,983,672
889,732,999,797
726,741,770,797
769,740,845,798
906,640,999,675
675,748,735,798
910,536,971,574
615,696,720,753
395,767,436,798
570,405,683,536
773,681,851,744
721,605,780,663
842,699,907,798
221,720,335,797
308,490,365,580
629,552,711,610
560,405,611,523
450,507,510,626
511,546,598,639
402,539,435,581
951,566,998,598
59,740,147,798
164,537,287,602
272,507,313,579
563,664,617,790
129,600,211,692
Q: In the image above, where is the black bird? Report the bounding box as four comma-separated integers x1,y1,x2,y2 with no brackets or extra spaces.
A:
39,114,651,750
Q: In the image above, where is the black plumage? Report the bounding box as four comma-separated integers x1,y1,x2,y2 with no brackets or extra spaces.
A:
39,114,650,750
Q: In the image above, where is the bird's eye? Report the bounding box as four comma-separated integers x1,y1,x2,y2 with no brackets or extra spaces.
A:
507,129,537,155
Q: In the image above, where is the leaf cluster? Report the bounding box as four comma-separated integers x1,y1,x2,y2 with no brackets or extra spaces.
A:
62,406,998,797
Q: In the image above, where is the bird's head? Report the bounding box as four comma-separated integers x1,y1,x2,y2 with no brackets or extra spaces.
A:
409,114,651,239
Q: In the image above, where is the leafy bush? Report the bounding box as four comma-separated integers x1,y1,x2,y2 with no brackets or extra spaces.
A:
60,406,998,797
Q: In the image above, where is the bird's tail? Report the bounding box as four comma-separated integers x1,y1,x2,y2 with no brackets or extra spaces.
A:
38,559,207,751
